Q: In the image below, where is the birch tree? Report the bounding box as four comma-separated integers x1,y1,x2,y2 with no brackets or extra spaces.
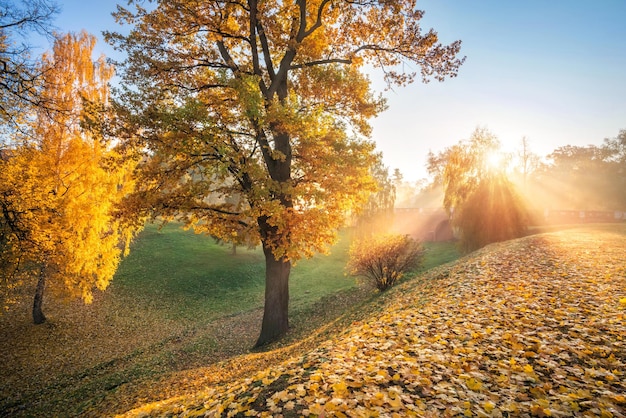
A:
0,32,139,323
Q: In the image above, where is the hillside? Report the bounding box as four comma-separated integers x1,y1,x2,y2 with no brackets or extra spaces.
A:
0,227,457,417
122,225,626,417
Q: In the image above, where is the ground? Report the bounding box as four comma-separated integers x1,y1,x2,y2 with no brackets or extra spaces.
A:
1,225,624,417
122,225,626,417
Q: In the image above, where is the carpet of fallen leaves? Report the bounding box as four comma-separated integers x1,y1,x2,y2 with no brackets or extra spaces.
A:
123,226,626,417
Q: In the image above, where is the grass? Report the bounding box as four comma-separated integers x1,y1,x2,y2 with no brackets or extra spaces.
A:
114,223,361,321
0,222,460,417
115,223,456,320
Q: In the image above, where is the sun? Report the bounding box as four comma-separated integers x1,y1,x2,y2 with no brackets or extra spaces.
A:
485,150,504,170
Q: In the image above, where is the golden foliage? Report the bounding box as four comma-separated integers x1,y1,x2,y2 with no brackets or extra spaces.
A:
0,32,140,308
122,227,626,417
107,0,464,262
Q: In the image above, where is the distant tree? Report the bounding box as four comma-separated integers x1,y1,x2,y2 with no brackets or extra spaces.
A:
602,129,626,209
529,145,612,210
426,147,456,188
0,0,59,134
514,136,541,189
107,0,465,345
441,128,528,252
0,32,139,323
604,129,626,162
354,159,396,237
531,132,626,211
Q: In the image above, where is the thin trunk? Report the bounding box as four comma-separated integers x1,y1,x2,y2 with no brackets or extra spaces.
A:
255,243,290,347
33,266,46,324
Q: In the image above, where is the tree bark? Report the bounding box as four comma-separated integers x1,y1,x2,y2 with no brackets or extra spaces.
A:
33,266,46,325
254,212,291,347
255,242,291,347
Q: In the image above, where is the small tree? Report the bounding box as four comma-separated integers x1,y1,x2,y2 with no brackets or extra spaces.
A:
347,234,424,291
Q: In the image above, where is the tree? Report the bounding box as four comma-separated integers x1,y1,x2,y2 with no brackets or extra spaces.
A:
514,136,540,189
602,129,626,209
537,145,609,210
354,159,396,237
603,129,626,164
107,0,465,346
441,128,528,252
532,137,626,211
0,0,59,134
0,32,139,323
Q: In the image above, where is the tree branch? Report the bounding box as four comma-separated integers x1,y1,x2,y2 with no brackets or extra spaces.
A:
301,0,332,39
289,57,352,69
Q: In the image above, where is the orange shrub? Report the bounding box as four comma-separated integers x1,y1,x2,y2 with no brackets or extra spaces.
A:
347,234,424,291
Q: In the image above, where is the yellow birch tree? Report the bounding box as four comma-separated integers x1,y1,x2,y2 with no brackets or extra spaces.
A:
0,31,140,323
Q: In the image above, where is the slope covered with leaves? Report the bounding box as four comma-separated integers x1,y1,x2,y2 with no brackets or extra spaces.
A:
124,225,626,417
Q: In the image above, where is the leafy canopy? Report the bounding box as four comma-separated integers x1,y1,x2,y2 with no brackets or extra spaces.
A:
107,0,465,261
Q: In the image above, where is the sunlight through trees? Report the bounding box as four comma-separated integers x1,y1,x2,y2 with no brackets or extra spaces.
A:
435,128,528,252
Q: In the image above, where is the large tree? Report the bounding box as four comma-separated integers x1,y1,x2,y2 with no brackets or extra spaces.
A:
0,32,139,323
107,0,464,346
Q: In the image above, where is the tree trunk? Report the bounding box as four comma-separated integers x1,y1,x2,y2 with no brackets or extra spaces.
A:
254,77,293,347
33,266,46,324
255,242,291,347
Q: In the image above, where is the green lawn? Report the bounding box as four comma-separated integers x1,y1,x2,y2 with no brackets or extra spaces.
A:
114,223,460,321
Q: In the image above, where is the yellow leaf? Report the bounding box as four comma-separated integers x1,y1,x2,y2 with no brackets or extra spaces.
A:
332,381,348,395
482,401,495,413
600,409,614,418
466,377,483,391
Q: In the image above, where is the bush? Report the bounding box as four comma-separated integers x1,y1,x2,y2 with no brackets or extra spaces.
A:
347,234,424,291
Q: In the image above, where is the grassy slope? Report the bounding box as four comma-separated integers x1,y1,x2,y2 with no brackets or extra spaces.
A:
122,224,626,417
0,224,459,417
113,224,363,321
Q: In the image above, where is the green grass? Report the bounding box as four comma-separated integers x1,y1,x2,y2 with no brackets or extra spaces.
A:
420,241,461,271
115,224,460,321
114,223,266,321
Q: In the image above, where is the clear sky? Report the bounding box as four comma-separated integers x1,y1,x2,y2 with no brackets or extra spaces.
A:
47,0,626,181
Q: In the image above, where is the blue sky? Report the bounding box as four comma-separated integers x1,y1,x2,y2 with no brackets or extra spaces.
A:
48,0,626,181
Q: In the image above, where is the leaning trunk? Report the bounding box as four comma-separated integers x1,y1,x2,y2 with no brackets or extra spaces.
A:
33,266,46,324
255,243,291,347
